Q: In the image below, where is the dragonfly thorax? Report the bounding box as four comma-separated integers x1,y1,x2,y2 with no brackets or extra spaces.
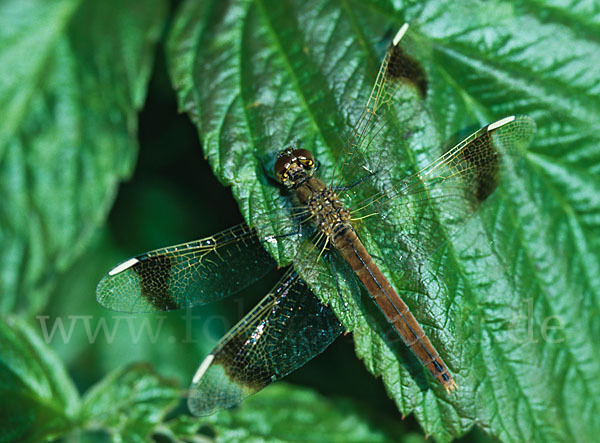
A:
274,147,315,188
301,183,351,240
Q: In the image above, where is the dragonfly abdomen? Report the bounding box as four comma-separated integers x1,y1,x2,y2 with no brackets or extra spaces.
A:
332,226,457,393
291,165,457,391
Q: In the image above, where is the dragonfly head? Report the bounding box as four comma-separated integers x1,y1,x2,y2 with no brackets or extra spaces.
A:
274,148,315,188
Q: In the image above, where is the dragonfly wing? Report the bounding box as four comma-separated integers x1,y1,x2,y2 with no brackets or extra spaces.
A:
187,268,343,415
353,115,536,273
328,23,427,191
96,223,279,313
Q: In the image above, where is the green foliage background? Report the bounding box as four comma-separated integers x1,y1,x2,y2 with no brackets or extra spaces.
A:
0,0,598,442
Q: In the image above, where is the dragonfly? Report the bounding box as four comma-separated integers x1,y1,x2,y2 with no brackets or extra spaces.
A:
96,23,536,415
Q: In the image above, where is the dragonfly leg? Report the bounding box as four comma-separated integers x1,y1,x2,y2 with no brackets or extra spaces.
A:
370,254,384,263
264,224,303,241
333,170,377,192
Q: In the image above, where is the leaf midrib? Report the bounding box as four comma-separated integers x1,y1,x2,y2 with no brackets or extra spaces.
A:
254,0,335,156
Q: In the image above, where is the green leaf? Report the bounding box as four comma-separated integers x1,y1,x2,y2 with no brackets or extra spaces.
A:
0,316,80,442
167,0,600,441
80,363,180,442
0,0,168,314
175,383,422,443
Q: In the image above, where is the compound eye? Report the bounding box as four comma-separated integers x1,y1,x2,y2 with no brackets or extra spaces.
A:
293,149,315,169
274,154,293,183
